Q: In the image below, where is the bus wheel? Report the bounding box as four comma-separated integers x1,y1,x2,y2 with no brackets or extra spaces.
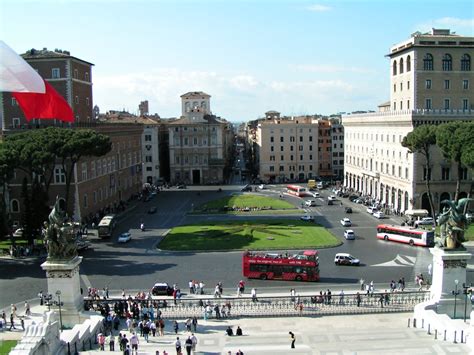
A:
260,274,267,280
384,235,389,241
409,240,414,246
295,275,302,281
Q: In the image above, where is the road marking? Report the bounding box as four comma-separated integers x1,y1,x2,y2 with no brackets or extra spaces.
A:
371,254,416,267
81,274,92,289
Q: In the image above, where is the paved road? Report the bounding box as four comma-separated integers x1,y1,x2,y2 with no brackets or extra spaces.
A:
1,184,473,310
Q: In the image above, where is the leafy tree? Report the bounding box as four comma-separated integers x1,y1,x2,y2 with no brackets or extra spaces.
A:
402,125,438,218
436,122,474,201
0,144,17,237
20,177,35,245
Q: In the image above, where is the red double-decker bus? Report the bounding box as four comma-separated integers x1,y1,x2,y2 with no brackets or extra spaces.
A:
286,185,307,197
242,250,319,282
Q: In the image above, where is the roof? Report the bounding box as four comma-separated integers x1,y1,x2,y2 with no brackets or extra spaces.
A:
168,114,225,125
180,91,211,98
21,48,94,66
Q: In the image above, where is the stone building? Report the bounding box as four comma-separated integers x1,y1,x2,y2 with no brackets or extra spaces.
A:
343,29,473,215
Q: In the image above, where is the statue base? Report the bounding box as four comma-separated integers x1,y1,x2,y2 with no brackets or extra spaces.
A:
41,256,83,327
430,247,472,319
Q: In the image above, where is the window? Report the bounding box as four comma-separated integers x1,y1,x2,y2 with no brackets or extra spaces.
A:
11,199,20,213
405,168,409,179
75,96,79,104
444,99,450,110
441,167,450,180
392,60,397,75
280,155,284,161
461,54,471,71
463,80,469,90
270,146,274,152
425,79,432,89
298,145,303,151
309,136,313,142
300,155,303,160
54,167,66,184
74,69,78,79
290,155,294,161
442,54,452,71
145,134,152,141
393,102,396,111
407,55,411,71
444,80,450,89
290,136,295,142
400,82,403,91
280,137,284,142
280,146,284,152
52,68,60,78
407,81,410,89
83,194,88,208
145,155,152,162
290,146,294,151
423,54,433,71
86,97,90,106
425,98,432,110
85,72,89,81
279,166,284,172
81,162,87,181
269,166,274,172
463,99,469,110
407,100,410,110
400,101,403,110
393,84,396,92
460,167,468,180
270,155,275,161
299,136,303,142
270,137,274,143
399,58,404,74
11,98,17,106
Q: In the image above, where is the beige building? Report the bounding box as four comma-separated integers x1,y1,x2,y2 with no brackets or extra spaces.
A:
168,93,233,185
254,111,321,183
343,29,473,215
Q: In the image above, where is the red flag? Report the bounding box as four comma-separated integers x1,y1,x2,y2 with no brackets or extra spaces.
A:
13,80,74,123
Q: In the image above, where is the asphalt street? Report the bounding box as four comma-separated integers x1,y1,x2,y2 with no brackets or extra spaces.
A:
1,183,474,310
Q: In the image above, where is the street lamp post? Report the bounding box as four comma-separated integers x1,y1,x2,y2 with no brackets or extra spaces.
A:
55,290,63,331
463,283,472,323
452,279,460,319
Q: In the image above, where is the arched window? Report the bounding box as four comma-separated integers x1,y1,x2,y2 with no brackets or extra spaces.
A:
392,60,397,75
11,199,20,213
461,54,471,71
442,54,452,71
406,55,411,71
423,54,433,71
399,58,404,74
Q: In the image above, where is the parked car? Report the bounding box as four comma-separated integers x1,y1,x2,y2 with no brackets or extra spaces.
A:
328,195,336,201
367,207,378,214
148,206,157,214
300,215,315,222
151,282,174,296
373,211,385,219
344,230,355,240
311,192,320,198
340,218,352,227
415,217,434,226
354,198,364,204
344,207,353,214
334,253,360,266
258,184,266,190
305,200,317,207
241,185,252,192
349,195,359,202
118,232,132,243
176,183,186,189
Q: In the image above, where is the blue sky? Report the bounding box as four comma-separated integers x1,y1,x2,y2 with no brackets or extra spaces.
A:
1,0,473,122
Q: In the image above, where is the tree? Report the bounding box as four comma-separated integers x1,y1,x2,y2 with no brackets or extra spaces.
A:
0,144,17,237
436,122,474,201
402,125,438,218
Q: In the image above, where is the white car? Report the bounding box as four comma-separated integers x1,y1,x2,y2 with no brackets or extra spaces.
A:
344,230,355,240
300,215,315,222
305,200,317,207
311,192,320,198
373,211,385,219
118,232,132,243
334,253,360,266
367,207,378,214
328,195,336,201
340,218,352,227
415,217,434,226
258,184,266,190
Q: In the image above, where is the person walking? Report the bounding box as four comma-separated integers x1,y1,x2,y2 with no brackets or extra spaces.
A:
356,292,361,307
175,337,182,355
185,336,193,355
190,333,198,353
109,333,115,351
9,313,15,330
289,331,295,348
24,301,31,316
173,320,179,334
251,288,257,302
130,332,139,354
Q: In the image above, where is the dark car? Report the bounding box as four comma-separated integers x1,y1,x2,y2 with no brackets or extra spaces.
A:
349,195,359,202
345,207,353,213
241,185,252,192
151,282,174,296
148,206,157,214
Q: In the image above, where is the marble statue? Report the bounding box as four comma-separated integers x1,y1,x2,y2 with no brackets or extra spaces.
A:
436,198,473,249
44,197,77,260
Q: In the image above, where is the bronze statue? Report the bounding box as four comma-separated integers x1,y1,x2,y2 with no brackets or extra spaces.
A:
436,198,473,249
44,197,77,260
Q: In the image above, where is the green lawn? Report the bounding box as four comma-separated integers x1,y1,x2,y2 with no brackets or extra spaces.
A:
159,219,341,251
0,340,18,354
193,194,297,214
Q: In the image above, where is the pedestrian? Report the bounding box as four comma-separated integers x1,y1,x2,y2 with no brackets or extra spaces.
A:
124,344,131,355
120,334,129,353
150,320,156,336
251,288,257,302
191,333,198,352
289,331,295,348
174,320,179,334
98,333,105,351
339,290,344,305
356,292,361,307
192,316,198,332
109,333,115,351
9,313,15,330
20,317,24,331
185,336,193,355
189,280,194,294
130,332,139,354
175,337,182,355
143,322,150,343
38,291,44,306
379,294,384,308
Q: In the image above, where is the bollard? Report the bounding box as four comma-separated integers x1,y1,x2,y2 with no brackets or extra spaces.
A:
427,324,431,335
74,342,78,355
413,318,417,328
407,318,411,328
444,330,447,341
454,330,457,343
67,342,71,355
461,330,464,343
435,329,437,340
422,318,424,328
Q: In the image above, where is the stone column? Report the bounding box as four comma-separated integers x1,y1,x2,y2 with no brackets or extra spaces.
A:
41,256,83,327
430,247,472,319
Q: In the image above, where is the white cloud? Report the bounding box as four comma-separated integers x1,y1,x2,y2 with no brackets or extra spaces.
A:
293,64,376,74
228,75,259,92
306,4,332,12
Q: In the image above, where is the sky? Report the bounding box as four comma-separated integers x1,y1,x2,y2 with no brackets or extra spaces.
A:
1,0,473,122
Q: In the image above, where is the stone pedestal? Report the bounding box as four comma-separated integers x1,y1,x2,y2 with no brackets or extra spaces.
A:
41,256,83,327
430,247,472,319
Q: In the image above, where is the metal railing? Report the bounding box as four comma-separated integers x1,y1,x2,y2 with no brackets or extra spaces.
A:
84,291,429,319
